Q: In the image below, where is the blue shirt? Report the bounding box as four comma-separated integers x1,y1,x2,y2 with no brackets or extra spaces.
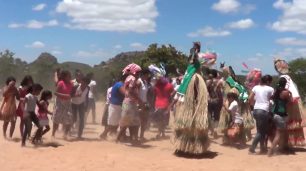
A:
110,82,124,105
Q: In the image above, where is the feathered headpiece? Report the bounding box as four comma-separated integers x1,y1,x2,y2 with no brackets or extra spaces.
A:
148,63,166,78
198,50,217,67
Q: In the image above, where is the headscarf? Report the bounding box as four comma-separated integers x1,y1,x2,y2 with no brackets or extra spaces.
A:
122,63,142,75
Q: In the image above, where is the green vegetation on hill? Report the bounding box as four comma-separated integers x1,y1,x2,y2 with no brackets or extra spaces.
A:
0,47,305,101
0,44,188,97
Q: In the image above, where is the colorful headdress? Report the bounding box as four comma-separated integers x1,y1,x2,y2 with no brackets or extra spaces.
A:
148,63,166,78
274,58,289,75
198,51,217,67
122,63,142,75
245,68,262,90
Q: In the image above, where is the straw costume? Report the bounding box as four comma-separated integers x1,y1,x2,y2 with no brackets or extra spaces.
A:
218,64,254,142
173,42,210,154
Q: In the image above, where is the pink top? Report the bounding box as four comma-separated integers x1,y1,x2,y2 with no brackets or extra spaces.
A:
57,80,73,100
154,82,174,109
37,101,49,120
16,87,28,117
123,75,138,103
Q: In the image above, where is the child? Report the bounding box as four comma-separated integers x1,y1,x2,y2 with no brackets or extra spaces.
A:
32,90,53,144
21,84,43,146
223,92,246,146
1,76,19,139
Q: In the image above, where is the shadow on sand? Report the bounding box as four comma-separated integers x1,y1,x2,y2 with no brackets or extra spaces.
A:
39,142,63,148
174,150,218,159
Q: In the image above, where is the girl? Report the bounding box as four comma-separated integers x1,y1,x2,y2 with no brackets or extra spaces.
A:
21,84,43,146
16,75,34,137
1,77,19,139
223,92,245,146
32,90,53,144
52,70,73,140
268,78,292,156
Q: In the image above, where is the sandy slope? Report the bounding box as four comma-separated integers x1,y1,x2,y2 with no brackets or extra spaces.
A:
0,102,306,171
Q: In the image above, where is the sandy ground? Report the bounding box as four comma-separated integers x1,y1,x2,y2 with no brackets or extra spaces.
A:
0,102,306,171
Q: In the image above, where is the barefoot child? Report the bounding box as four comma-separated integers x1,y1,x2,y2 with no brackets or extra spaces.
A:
223,92,245,145
32,90,53,143
1,77,20,139
21,84,43,146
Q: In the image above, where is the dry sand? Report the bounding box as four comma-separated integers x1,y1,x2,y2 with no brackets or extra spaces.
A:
0,102,306,171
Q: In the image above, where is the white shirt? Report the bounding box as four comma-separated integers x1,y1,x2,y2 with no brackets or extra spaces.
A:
138,78,149,103
72,86,89,105
252,85,274,112
25,93,37,112
88,80,96,99
228,100,243,124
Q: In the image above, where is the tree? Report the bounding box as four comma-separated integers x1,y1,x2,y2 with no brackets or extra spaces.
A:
139,44,188,76
289,58,306,101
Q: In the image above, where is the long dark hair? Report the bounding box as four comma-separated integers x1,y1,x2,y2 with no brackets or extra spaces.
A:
6,76,16,85
40,90,52,101
272,77,287,100
20,75,34,87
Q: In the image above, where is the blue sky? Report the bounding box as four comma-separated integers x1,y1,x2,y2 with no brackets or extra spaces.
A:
1,0,306,74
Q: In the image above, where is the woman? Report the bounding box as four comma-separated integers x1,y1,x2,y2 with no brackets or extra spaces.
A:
52,70,73,139
274,59,306,147
116,63,144,143
248,75,274,154
173,42,210,155
100,74,126,139
1,77,20,139
16,75,34,137
268,77,291,156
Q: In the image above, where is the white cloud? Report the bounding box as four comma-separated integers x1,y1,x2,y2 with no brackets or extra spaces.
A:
212,0,240,13
228,18,255,29
271,0,306,34
188,26,231,37
276,37,306,46
33,3,47,11
51,50,63,55
76,50,109,58
25,41,46,49
130,43,147,50
114,45,122,49
274,47,306,59
256,53,263,57
56,0,158,33
8,20,58,29
212,0,256,14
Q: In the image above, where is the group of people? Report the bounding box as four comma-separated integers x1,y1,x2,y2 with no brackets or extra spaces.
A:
171,42,306,156
0,70,97,146
0,42,305,158
100,64,176,143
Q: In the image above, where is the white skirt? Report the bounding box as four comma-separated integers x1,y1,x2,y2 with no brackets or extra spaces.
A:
107,104,122,126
